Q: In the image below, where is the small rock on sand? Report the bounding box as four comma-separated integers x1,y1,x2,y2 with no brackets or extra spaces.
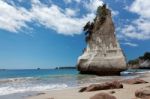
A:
135,88,150,98
90,93,117,99
109,91,115,94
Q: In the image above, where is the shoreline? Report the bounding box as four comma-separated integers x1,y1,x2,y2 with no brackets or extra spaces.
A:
27,73,150,99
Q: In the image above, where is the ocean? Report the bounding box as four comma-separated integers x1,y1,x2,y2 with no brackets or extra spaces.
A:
0,69,149,99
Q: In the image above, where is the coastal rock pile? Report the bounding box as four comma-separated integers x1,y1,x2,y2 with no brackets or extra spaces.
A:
77,4,126,75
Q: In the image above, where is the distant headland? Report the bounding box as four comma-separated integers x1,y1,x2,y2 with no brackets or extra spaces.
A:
128,52,150,69
55,66,76,70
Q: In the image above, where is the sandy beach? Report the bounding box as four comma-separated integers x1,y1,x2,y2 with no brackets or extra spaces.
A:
27,73,150,99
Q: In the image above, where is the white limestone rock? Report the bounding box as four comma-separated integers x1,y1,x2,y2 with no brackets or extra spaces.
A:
77,4,127,75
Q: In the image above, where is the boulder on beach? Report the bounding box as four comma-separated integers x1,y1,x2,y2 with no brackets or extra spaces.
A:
77,4,126,75
90,93,117,99
121,78,148,84
79,81,123,92
135,88,150,98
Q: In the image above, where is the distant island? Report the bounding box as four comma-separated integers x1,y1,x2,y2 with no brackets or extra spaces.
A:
55,66,76,70
0,69,6,71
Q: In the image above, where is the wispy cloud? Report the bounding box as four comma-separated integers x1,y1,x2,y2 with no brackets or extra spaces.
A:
121,42,138,47
63,0,81,4
30,0,96,35
83,0,103,12
0,0,32,33
0,0,104,35
120,0,150,40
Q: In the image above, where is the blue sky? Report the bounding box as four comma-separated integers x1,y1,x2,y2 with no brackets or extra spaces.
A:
0,0,150,69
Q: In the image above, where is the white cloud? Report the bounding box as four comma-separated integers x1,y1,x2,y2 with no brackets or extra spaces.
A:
120,0,150,40
111,10,119,16
130,0,150,19
30,1,95,35
65,8,77,17
75,0,81,3
0,0,104,35
35,0,120,35
121,42,138,47
84,0,103,12
64,0,81,4
0,0,32,33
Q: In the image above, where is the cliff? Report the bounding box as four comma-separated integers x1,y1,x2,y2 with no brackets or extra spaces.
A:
77,4,127,75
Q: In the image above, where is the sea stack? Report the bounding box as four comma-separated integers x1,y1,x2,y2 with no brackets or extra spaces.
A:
77,4,127,75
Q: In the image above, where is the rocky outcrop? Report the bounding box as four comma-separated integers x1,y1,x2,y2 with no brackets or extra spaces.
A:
128,52,150,69
79,81,123,92
121,78,148,84
128,60,150,69
90,93,117,99
139,60,150,69
77,4,126,75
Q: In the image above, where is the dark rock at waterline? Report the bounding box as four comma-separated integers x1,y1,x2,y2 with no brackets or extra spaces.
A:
78,70,122,76
79,81,123,92
79,87,87,92
121,78,148,84
90,93,117,99
77,4,126,76
36,92,45,96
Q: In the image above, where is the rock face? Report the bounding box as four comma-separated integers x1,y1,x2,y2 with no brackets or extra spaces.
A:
77,4,126,75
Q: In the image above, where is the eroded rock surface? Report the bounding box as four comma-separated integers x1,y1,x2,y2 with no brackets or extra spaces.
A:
121,78,148,84
79,81,123,92
77,4,126,75
135,89,150,98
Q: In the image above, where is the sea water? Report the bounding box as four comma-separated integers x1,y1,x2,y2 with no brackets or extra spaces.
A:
0,69,149,99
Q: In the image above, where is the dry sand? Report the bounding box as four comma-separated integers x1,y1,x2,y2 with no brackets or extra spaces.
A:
28,73,150,99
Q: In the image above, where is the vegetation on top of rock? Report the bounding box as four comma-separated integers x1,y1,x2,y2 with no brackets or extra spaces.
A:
96,4,108,25
83,4,109,43
139,52,150,60
128,59,139,65
83,21,94,42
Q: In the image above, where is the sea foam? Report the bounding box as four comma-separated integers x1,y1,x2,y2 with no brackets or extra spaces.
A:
0,84,68,96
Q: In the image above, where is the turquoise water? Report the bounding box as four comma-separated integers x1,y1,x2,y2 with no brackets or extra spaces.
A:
0,69,149,97
0,69,79,96
0,69,78,78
